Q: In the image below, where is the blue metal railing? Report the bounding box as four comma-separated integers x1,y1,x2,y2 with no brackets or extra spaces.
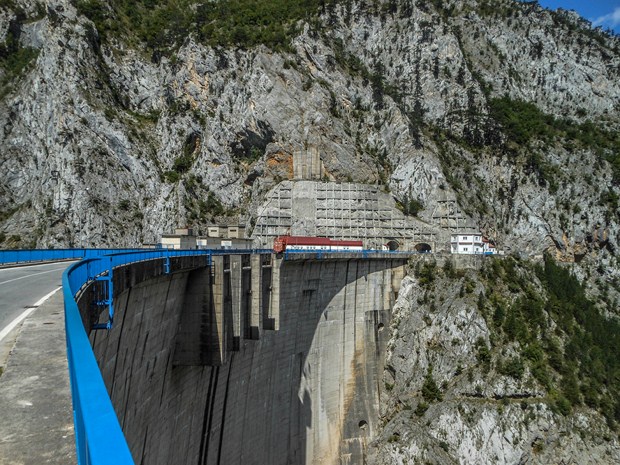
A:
0,248,144,265
64,265,134,465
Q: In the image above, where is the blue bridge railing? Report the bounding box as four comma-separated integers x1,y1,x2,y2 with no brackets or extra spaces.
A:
0,248,143,265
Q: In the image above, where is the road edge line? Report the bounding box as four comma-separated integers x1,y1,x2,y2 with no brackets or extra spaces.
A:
0,286,62,343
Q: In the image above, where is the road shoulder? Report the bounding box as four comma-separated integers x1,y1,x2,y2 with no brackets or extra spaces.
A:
0,291,76,464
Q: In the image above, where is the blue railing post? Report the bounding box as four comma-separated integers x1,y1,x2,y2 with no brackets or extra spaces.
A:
92,256,114,330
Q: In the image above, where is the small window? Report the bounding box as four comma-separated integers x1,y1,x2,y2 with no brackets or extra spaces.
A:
464,247,468,251
463,236,468,240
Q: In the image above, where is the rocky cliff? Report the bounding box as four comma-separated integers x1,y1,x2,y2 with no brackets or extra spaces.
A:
1,0,619,463
372,255,620,464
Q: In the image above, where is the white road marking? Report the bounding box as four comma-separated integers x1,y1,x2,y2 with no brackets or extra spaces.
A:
0,286,62,343
0,261,75,272
0,267,68,286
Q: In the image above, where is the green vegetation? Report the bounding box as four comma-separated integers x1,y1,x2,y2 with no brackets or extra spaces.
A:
75,0,337,51
185,187,229,222
75,0,194,50
489,97,557,146
482,256,620,424
475,337,491,373
489,97,620,183
117,199,131,211
414,401,428,417
162,133,201,182
421,366,443,402
401,195,424,217
415,260,437,287
537,257,620,423
498,356,525,380
195,0,335,50
0,19,39,98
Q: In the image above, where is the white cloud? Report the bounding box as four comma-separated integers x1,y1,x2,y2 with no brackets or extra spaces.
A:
592,7,620,28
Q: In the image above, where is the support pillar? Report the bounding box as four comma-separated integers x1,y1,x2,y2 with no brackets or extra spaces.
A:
249,254,262,339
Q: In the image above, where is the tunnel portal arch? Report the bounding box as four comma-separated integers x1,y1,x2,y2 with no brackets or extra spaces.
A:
414,242,432,253
385,240,400,251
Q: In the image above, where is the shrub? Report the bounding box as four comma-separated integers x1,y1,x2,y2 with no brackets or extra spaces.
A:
414,401,429,417
475,337,491,373
499,356,524,380
422,366,443,402
553,393,572,416
417,261,437,286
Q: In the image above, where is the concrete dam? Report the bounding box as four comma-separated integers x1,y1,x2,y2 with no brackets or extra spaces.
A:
77,253,406,464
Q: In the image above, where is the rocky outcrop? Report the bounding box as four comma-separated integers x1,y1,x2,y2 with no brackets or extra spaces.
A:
371,259,620,464
1,2,619,461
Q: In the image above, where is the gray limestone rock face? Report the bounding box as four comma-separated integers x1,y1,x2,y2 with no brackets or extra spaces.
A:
0,0,618,262
369,257,620,465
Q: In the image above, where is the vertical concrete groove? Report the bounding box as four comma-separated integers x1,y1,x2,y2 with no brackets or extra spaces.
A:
140,425,149,465
199,367,219,465
121,349,136,430
111,286,132,397
216,353,235,465
158,352,171,408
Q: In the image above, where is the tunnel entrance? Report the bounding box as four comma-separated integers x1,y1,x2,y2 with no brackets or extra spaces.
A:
385,240,400,251
414,243,432,253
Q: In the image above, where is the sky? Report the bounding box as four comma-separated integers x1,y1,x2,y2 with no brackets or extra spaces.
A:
537,0,620,33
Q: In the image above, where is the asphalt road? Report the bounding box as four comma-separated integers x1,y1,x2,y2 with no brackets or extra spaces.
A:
0,261,74,336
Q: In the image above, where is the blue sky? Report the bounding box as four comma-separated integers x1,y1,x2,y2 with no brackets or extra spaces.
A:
537,0,620,33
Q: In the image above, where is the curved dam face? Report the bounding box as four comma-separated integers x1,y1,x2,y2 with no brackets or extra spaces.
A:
81,255,404,465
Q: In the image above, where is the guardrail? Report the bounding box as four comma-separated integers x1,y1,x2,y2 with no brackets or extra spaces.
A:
282,248,425,260
62,248,271,464
0,248,143,265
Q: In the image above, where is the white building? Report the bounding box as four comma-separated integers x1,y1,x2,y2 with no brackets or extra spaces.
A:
161,228,197,249
196,237,253,250
450,233,496,255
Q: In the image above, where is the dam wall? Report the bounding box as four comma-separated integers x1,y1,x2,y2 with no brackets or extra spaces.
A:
79,255,405,465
